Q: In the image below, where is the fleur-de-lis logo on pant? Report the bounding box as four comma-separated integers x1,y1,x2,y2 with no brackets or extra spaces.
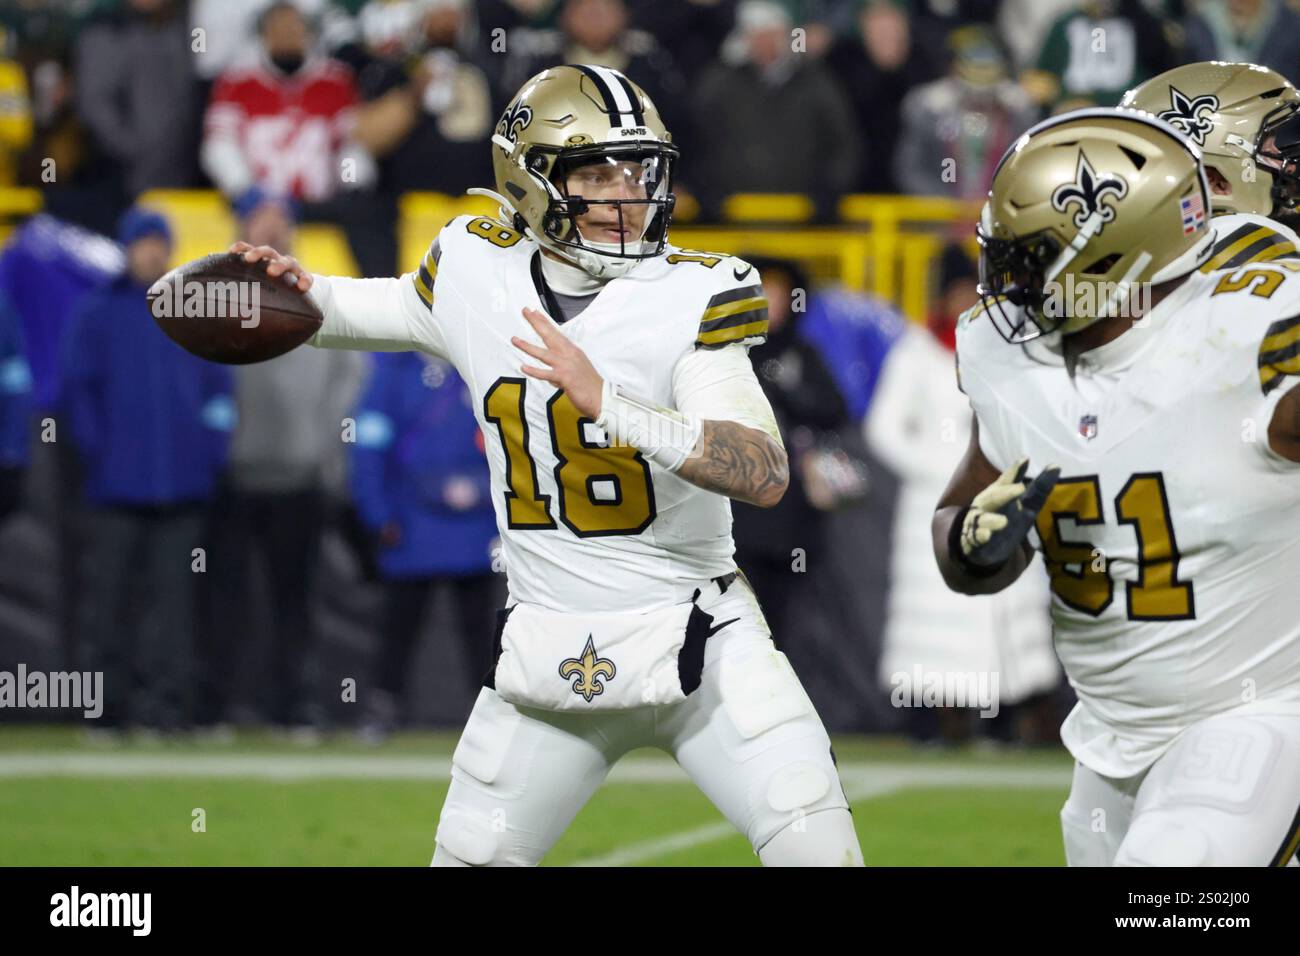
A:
1157,87,1219,147
559,636,616,702
1051,151,1129,231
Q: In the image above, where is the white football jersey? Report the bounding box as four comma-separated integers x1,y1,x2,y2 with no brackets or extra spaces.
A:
957,256,1300,778
312,215,772,613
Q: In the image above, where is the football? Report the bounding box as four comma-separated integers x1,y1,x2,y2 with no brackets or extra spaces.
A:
147,251,322,365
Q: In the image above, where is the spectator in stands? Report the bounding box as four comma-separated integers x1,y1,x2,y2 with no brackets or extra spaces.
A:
1025,0,1176,110
0,26,33,188
347,0,494,197
893,25,1038,200
731,256,857,647
62,208,235,733
496,0,687,125
826,0,936,194
693,0,860,216
190,0,336,86
74,0,197,225
201,193,365,735
1182,0,1300,80
201,1,364,206
350,351,500,742
0,291,31,525
630,0,738,89
864,244,1058,745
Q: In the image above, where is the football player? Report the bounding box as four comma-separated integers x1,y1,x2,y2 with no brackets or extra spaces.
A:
232,65,864,866
1122,61,1300,262
934,108,1300,865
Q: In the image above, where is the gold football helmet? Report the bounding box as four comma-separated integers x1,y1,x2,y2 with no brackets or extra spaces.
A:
1122,61,1300,217
977,108,1215,342
475,64,678,278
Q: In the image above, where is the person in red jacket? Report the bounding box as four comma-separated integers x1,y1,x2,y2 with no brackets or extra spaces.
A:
200,1,363,205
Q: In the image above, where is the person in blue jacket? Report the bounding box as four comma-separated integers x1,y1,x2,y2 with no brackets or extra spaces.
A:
61,207,235,732
0,291,32,523
350,351,501,740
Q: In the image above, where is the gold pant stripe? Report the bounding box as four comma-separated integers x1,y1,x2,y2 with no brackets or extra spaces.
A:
1269,803,1300,866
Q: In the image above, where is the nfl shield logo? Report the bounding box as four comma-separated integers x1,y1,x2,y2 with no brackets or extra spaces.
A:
1078,414,1098,440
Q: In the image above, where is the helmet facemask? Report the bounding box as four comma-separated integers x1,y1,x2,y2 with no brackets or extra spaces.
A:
976,224,1065,343
1256,100,1300,213
519,141,678,277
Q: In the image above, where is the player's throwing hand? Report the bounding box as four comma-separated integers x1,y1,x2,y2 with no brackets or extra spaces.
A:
513,307,605,418
228,241,313,293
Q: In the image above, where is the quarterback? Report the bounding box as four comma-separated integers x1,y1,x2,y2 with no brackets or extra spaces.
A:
935,107,1300,865
232,65,863,866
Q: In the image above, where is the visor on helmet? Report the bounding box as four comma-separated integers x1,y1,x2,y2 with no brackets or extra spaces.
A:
529,141,678,261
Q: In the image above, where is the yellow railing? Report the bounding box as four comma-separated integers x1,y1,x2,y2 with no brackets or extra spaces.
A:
1,189,983,323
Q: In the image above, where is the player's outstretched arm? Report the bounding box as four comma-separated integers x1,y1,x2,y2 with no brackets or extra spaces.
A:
230,242,448,356
932,415,1056,595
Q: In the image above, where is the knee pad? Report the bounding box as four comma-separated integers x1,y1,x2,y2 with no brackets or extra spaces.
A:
759,807,863,866
433,807,505,867
1115,814,1213,867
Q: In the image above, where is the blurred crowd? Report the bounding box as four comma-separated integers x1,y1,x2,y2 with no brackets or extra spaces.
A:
5,0,1300,248
3,0,1299,743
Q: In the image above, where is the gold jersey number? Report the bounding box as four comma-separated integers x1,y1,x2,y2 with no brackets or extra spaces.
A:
1036,471,1195,621
483,377,656,537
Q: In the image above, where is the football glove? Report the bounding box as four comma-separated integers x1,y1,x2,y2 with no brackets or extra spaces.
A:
952,457,1060,572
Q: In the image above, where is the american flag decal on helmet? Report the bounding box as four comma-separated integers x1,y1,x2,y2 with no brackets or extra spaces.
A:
1180,192,1205,235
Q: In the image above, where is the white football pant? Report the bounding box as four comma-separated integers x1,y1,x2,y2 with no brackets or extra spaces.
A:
431,576,864,866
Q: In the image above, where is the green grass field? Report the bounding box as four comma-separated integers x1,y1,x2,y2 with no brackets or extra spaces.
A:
0,726,1073,866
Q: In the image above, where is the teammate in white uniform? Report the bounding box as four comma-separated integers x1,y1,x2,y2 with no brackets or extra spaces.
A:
232,65,863,866
935,107,1300,866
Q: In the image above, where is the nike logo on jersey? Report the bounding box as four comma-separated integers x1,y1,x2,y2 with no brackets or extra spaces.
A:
733,265,753,281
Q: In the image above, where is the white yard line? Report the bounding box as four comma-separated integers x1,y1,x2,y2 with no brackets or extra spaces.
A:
574,765,1072,866
0,752,1072,867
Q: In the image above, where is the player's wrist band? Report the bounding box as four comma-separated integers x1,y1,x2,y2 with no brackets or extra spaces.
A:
595,379,703,472
948,505,1006,579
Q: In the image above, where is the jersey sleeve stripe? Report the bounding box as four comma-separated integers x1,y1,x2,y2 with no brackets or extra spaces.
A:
413,240,442,308
1261,315,1300,355
1200,225,1271,273
700,296,767,330
696,319,769,348
1260,316,1300,394
1219,233,1297,271
703,284,764,310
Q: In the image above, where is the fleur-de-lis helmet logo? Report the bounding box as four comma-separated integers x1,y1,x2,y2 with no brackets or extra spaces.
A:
496,100,534,145
1157,86,1219,146
558,636,616,703
1050,151,1129,231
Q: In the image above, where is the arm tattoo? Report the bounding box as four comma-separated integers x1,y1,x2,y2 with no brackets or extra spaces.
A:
675,419,789,507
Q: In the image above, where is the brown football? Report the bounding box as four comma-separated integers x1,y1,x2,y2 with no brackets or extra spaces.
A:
147,252,322,365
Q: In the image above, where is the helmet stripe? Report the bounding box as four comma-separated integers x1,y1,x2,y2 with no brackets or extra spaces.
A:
607,70,646,127
573,64,624,126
